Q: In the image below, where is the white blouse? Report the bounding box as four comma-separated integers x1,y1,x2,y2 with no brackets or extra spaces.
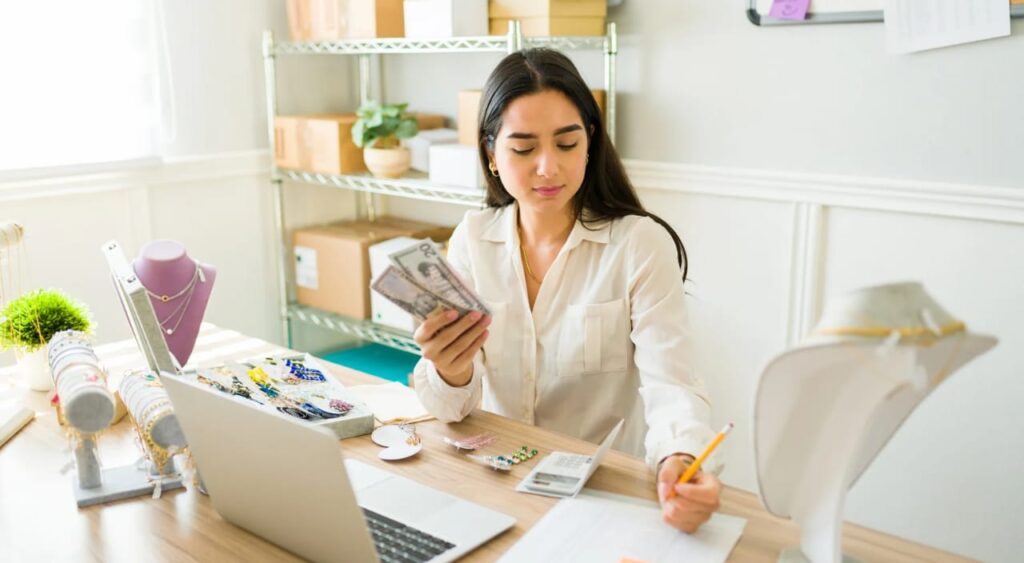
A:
412,203,720,472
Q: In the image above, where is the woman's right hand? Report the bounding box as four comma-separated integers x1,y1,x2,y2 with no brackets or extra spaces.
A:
414,309,491,387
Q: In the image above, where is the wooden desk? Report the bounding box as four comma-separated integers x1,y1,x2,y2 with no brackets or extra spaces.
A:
0,326,968,562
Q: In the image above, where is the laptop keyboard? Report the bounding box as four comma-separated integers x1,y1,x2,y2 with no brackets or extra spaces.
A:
362,508,455,563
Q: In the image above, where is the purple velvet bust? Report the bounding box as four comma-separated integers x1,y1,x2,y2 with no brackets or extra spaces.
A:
133,240,216,366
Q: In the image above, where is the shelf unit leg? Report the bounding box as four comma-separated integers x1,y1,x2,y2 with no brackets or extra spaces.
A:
604,22,618,145
264,30,292,346
506,21,523,53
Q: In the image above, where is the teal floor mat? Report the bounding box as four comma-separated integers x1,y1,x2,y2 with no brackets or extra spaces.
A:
319,343,419,385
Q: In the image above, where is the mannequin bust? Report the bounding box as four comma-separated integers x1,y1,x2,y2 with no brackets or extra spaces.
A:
132,240,216,366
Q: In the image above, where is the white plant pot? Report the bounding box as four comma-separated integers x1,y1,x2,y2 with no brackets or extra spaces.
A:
364,147,412,179
15,347,52,392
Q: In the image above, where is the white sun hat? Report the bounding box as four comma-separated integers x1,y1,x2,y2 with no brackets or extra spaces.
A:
753,282,997,563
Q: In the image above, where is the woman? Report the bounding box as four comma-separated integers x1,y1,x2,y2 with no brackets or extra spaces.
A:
412,48,721,533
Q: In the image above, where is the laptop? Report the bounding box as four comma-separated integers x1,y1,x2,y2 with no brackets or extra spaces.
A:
102,240,516,562
161,374,515,563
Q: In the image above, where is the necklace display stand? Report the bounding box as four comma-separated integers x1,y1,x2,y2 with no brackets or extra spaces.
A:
132,240,216,367
753,283,997,563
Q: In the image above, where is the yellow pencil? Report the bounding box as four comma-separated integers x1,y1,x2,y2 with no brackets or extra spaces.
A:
668,422,733,498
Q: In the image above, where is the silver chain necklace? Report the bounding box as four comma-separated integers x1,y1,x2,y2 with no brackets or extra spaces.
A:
138,261,205,303
134,261,206,335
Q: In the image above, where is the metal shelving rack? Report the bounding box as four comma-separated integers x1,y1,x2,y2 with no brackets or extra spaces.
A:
262,22,618,353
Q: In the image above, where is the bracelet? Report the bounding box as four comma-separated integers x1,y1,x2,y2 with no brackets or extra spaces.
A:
656,452,696,474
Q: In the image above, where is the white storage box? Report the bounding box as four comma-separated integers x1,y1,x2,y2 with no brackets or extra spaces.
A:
404,128,459,172
403,0,488,38
181,353,375,440
429,144,485,190
369,236,422,332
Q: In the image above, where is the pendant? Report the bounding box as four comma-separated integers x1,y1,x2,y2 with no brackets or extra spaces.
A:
160,295,170,302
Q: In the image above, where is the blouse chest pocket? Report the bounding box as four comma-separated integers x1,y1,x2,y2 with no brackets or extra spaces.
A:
557,299,629,377
480,300,507,375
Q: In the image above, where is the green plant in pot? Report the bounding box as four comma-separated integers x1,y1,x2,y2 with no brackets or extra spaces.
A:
0,289,92,392
352,100,418,179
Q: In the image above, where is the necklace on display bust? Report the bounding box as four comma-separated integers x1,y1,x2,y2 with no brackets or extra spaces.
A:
141,262,206,303
135,261,206,335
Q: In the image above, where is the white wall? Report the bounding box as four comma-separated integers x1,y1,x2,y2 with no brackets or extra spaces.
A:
379,3,1024,561
3,0,1021,561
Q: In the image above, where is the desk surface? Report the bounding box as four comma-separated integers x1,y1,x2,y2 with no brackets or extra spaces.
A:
0,326,968,562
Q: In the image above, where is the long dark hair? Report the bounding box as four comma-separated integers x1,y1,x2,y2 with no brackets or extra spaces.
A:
477,48,688,281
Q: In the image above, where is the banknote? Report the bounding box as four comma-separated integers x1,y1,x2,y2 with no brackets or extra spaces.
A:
388,239,490,315
371,265,468,321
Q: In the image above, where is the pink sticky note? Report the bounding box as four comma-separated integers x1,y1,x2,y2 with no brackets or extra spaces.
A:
769,0,810,20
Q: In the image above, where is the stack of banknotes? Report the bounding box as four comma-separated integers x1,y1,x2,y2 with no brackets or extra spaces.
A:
371,239,490,322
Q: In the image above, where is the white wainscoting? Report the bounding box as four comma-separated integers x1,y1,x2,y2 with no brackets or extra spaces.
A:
625,159,1024,563
3,152,1020,560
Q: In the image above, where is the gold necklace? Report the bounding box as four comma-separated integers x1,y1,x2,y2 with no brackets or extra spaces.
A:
520,243,540,283
517,225,540,283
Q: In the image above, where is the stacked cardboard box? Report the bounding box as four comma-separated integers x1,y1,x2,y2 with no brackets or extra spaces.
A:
286,0,405,41
488,0,606,37
293,217,455,319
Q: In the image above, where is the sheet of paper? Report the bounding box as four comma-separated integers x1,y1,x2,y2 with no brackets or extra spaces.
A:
499,489,746,563
769,0,810,21
346,382,432,424
884,0,1010,54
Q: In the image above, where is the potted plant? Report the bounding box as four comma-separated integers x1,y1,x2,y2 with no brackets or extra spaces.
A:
0,289,92,391
352,100,419,179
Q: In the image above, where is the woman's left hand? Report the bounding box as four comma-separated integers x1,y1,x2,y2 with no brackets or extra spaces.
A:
656,454,722,533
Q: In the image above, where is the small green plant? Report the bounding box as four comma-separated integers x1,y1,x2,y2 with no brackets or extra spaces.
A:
351,101,418,149
0,289,92,352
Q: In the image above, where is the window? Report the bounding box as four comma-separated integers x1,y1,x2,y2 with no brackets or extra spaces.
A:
0,0,163,175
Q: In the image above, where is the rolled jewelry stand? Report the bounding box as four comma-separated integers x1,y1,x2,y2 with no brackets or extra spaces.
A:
119,370,187,494
48,331,173,507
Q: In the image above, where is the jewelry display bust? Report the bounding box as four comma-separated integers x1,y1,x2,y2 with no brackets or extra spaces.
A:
133,240,216,366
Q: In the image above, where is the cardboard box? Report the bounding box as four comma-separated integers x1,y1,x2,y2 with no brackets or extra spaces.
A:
457,89,606,147
404,0,488,38
309,0,405,39
304,114,367,174
372,216,455,243
294,217,454,319
489,16,605,36
412,112,447,131
348,0,405,38
488,0,606,18
458,90,482,146
309,0,348,40
405,128,459,172
369,236,422,332
429,144,484,190
274,116,304,169
286,0,313,40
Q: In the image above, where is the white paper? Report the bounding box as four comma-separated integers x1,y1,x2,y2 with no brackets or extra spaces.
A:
499,489,747,563
347,382,430,423
885,0,1010,54
294,245,318,290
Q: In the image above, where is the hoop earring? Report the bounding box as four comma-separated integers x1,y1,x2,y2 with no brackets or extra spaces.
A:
488,163,499,177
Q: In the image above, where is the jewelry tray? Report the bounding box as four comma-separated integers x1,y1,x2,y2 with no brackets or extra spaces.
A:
179,353,375,440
